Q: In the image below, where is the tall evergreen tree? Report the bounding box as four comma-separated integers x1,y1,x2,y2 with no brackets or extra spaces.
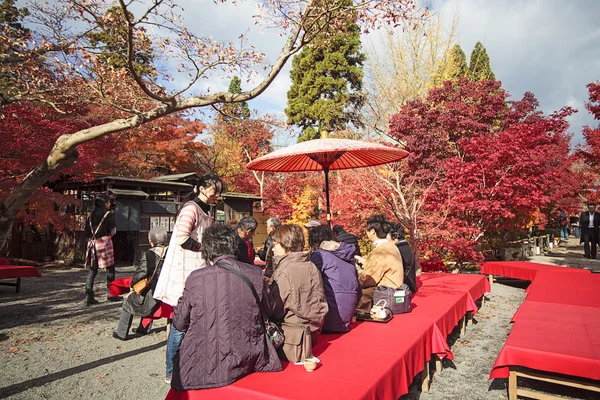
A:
0,0,29,106
469,41,495,81
87,7,155,77
285,2,365,142
0,0,29,38
221,76,251,122
432,44,468,86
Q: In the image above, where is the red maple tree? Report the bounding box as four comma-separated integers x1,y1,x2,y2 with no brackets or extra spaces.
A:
387,79,581,263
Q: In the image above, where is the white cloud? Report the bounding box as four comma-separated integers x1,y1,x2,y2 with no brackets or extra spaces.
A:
433,0,600,144
36,0,599,146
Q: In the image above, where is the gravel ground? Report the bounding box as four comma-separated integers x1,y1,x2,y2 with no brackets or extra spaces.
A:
400,278,527,400
0,257,592,400
0,265,170,400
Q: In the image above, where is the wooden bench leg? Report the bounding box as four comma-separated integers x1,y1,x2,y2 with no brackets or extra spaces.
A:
459,316,466,336
488,274,494,291
481,294,486,308
1,278,22,293
509,368,517,400
466,311,473,326
420,360,430,393
435,355,442,372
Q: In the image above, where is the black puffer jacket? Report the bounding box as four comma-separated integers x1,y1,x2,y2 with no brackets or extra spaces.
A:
335,229,361,257
172,254,282,390
395,241,418,293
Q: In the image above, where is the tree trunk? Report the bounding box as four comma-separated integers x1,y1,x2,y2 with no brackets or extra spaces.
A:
0,16,302,254
0,141,78,255
408,221,421,274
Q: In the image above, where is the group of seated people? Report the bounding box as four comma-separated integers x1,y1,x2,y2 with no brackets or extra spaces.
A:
116,213,417,391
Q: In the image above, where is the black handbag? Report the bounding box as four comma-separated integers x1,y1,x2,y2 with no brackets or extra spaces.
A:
217,262,285,351
372,283,413,314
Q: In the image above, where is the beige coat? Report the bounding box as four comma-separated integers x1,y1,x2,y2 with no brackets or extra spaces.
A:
271,252,328,362
357,240,404,311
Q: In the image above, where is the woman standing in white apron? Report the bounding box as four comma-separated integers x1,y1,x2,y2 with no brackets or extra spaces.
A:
153,172,223,384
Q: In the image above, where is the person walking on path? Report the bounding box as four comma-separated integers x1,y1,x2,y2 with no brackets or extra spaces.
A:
579,202,600,259
83,193,117,305
153,172,223,384
570,213,580,239
558,208,569,241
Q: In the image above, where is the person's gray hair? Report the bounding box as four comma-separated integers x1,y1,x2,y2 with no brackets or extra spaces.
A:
267,217,281,229
237,216,258,232
148,226,169,245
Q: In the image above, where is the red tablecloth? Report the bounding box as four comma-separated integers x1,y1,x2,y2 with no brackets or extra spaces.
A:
480,261,583,281
166,273,492,400
0,265,41,280
491,302,600,381
167,315,434,400
418,273,490,313
109,277,173,327
109,277,133,297
524,270,600,309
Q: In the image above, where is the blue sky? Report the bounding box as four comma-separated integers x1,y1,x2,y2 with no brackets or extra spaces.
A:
185,0,599,146
28,0,600,146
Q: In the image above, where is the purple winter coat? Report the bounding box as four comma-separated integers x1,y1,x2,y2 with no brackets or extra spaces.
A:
310,241,362,333
172,254,282,390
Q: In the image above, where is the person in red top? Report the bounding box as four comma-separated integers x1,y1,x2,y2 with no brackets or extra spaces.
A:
236,216,257,264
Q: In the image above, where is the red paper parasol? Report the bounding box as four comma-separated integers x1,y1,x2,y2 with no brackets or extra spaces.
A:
246,132,408,225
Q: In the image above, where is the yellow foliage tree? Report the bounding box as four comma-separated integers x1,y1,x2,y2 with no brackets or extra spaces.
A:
287,184,320,226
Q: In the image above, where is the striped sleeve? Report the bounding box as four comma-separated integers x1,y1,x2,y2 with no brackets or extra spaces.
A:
175,204,199,248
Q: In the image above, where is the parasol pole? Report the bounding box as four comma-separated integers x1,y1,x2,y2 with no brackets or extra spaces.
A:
324,166,331,228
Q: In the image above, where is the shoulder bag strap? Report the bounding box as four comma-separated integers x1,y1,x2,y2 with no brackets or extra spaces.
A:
88,217,96,240
217,262,262,307
92,211,111,238
147,247,166,282
216,261,271,361
216,261,271,324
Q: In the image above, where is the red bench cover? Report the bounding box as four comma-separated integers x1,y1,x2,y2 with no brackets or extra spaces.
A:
165,273,491,400
480,261,585,281
491,301,600,380
0,265,41,280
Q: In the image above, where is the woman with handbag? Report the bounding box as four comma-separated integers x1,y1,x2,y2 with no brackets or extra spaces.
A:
270,224,329,363
113,227,168,341
83,193,117,305
171,224,282,390
354,215,404,312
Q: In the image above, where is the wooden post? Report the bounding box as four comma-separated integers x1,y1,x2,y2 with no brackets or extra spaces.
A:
420,361,430,393
508,368,517,400
466,311,473,326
